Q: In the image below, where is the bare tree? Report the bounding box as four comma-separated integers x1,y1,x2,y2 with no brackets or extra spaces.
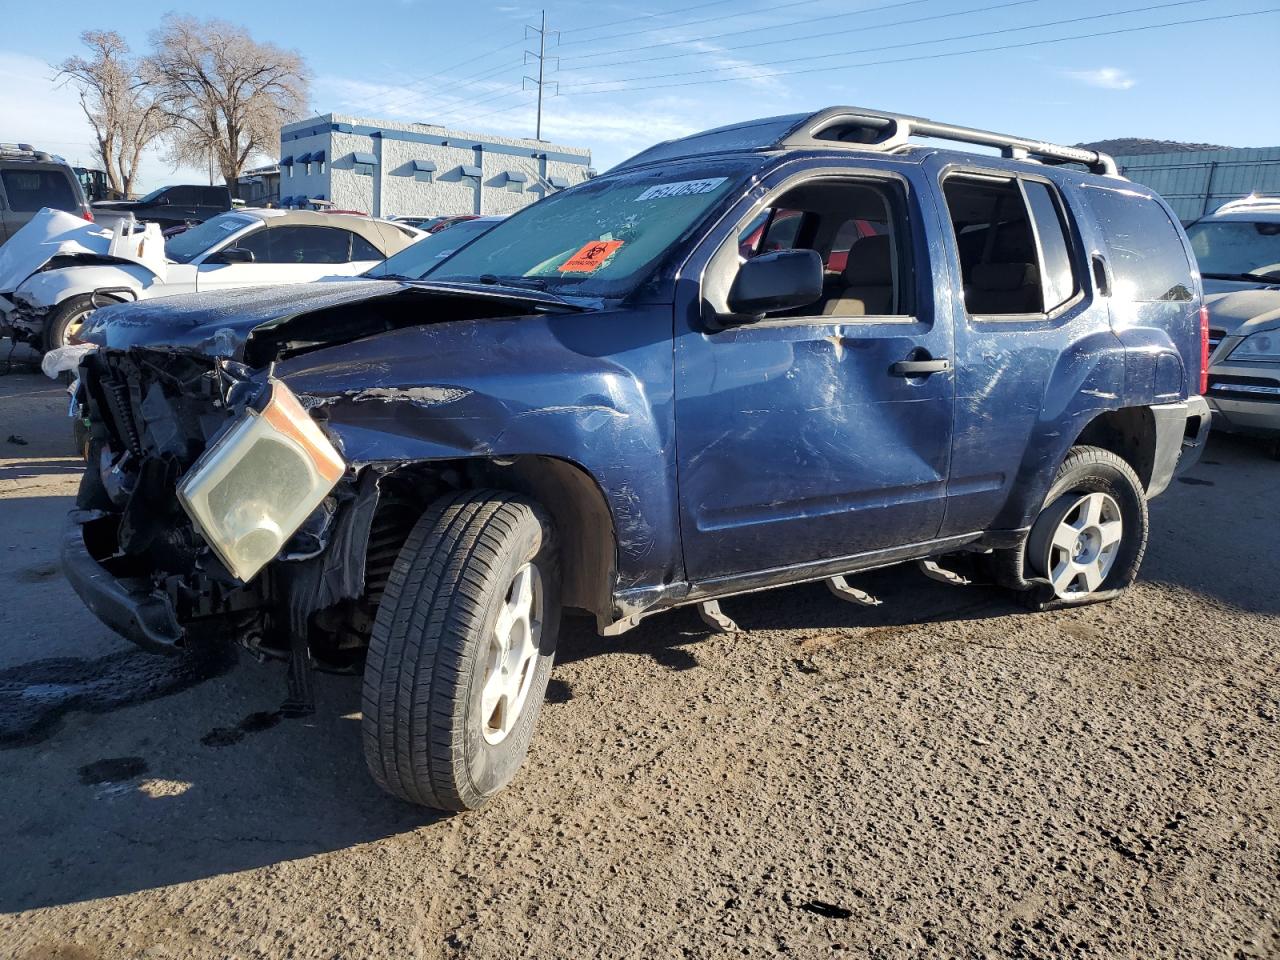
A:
149,16,310,198
58,31,166,199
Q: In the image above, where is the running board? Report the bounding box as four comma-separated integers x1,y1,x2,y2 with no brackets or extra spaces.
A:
826,576,881,606
918,559,971,586
697,600,740,633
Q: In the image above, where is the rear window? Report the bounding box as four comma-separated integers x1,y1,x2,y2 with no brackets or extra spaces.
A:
1084,187,1193,302
1,168,78,212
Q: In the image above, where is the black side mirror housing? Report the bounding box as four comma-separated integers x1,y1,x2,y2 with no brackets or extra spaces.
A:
725,249,824,320
214,246,255,264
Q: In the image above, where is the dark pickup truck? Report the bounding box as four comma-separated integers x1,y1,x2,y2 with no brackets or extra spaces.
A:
93,184,232,231
62,107,1210,810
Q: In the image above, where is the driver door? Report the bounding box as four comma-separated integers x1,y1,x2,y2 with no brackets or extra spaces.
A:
674,166,956,584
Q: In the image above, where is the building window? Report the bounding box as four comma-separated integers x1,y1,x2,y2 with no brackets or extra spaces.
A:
548,175,570,190
460,164,482,180
313,150,326,175
504,171,528,193
351,151,378,178
411,159,436,183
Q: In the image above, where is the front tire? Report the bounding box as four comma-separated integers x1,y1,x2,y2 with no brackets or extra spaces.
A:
1020,445,1148,610
361,490,560,810
41,293,122,353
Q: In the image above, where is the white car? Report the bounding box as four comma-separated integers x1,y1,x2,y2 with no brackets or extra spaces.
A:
0,208,422,351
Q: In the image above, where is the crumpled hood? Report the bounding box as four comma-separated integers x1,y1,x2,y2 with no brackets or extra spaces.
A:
0,208,165,297
1204,286,1280,336
78,279,404,354
75,276,585,361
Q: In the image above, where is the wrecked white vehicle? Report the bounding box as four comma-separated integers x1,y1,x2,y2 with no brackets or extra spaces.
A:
0,208,421,352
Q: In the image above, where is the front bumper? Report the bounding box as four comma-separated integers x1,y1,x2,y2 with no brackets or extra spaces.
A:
61,510,185,654
1206,361,1280,437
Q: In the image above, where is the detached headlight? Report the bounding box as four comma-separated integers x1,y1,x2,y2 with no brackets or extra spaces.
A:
1229,330,1280,362
178,379,345,582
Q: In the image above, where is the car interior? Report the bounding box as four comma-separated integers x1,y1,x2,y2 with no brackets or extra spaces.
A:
740,180,910,318
942,177,1046,315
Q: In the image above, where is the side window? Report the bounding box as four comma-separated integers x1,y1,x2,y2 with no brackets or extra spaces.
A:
166,186,197,205
234,225,352,264
943,176,1045,316
350,233,382,261
1083,187,1193,302
0,169,77,212
736,179,913,318
1023,181,1078,311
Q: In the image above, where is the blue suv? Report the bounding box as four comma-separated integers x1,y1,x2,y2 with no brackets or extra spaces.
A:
64,107,1211,810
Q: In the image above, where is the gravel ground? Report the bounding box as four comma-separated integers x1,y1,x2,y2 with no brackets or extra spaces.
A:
0,365,1276,960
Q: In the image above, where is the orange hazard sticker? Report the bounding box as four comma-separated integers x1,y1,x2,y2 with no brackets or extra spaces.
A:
558,239,624,273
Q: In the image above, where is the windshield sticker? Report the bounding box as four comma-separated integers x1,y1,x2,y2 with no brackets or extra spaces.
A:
558,240,625,273
634,177,727,202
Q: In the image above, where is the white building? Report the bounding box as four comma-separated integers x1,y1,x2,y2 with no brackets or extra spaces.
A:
276,113,592,218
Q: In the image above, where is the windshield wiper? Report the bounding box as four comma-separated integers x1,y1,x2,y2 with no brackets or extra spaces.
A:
477,274,548,290
1203,271,1280,283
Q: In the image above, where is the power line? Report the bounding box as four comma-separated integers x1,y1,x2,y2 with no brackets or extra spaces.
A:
340,37,525,117
558,0,1047,70
556,0,858,48
524,10,558,140
555,7,1279,95
557,0,741,36
560,0,941,63
561,0,1214,90
365,58,523,121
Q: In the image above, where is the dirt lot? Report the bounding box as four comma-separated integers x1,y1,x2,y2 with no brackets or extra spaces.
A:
0,362,1276,960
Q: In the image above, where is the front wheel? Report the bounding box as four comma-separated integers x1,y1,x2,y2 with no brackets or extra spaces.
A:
41,293,123,353
362,490,560,810
1021,446,1148,610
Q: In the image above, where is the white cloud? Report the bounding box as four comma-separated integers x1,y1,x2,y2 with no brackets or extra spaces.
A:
1065,67,1136,91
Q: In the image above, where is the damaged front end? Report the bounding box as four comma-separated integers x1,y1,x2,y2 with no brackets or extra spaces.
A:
63,347,417,671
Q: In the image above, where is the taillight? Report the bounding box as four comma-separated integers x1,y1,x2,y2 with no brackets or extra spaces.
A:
82,207,94,223
1198,305,1210,395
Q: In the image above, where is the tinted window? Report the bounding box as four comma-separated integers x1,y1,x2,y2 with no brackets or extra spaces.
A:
196,187,227,206
943,177,1044,316
1023,181,1077,310
1084,187,1192,302
238,225,352,264
351,233,383,261
1,169,78,212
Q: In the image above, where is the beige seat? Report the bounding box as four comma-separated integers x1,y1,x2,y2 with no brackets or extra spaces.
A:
822,235,894,316
965,262,1042,314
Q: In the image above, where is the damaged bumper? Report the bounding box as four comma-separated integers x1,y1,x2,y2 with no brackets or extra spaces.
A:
62,510,185,654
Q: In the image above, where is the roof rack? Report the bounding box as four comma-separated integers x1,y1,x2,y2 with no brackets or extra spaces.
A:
0,142,56,162
779,107,1120,177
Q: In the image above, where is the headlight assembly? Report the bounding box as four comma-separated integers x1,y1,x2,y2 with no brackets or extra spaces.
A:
178,379,345,582
1229,330,1280,362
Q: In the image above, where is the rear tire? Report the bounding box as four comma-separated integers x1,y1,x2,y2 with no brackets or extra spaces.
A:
1019,445,1148,611
361,490,560,810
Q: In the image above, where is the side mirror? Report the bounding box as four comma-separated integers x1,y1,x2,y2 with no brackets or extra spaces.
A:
725,249,823,320
214,246,255,264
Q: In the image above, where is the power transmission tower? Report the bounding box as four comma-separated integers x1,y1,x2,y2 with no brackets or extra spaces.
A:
524,10,558,141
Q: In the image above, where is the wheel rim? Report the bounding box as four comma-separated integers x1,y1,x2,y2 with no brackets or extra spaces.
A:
479,562,543,745
61,306,95,347
1037,491,1124,600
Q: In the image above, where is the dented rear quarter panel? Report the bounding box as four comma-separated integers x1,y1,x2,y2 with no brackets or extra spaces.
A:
274,306,679,592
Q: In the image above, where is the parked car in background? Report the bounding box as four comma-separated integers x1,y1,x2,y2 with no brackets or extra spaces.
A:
425,214,479,233
0,144,92,241
61,107,1210,812
1186,195,1280,455
93,184,232,232
0,208,420,351
365,215,504,278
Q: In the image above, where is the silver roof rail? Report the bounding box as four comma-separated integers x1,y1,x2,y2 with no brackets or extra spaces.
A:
779,107,1121,178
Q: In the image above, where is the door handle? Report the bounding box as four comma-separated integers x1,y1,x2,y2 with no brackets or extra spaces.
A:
890,357,951,377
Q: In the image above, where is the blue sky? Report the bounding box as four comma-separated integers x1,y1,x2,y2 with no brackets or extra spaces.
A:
2,0,1277,191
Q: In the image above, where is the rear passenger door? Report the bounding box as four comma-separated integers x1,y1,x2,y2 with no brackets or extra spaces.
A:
926,160,1123,537
675,165,956,583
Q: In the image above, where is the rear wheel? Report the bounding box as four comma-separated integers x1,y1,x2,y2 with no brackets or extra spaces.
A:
361,490,560,810
1021,446,1148,610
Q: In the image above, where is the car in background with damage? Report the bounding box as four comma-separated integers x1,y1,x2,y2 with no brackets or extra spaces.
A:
1187,195,1280,457
0,208,422,352
60,107,1210,812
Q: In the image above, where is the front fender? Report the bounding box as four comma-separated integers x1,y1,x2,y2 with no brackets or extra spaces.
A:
16,263,156,310
274,309,679,592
